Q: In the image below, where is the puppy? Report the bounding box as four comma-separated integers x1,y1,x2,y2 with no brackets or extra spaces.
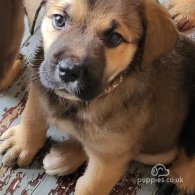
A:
0,0,24,90
1,0,195,194
164,0,195,31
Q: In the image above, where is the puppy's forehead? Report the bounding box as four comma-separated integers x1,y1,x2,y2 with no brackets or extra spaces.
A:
46,0,142,41
47,0,135,24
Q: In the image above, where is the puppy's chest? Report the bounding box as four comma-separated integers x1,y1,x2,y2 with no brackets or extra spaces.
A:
43,89,146,149
56,106,113,139
47,98,127,142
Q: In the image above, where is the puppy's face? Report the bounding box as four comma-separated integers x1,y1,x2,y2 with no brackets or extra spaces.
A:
40,0,143,101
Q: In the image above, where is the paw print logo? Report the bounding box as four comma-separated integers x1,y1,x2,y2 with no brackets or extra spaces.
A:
151,164,170,178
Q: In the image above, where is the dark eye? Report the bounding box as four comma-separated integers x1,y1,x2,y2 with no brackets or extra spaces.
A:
52,14,66,29
104,32,123,48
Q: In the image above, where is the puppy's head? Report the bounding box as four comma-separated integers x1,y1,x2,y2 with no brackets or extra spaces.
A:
40,0,178,101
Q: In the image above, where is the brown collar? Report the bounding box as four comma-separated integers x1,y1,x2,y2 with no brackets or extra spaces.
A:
99,46,145,99
98,70,130,98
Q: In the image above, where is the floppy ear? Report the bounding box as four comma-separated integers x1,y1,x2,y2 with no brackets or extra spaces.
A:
142,0,179,68
23,0,46,34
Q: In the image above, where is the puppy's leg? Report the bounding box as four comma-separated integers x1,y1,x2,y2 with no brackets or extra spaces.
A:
0,83,48,167
169,149,195,193
75,150,130,195
43,138,87,176
164,0,195,31
0,59,22,90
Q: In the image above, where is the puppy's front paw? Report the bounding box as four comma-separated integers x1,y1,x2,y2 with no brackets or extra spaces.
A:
164,0,195,31
43,141,87,176
0,125,41,167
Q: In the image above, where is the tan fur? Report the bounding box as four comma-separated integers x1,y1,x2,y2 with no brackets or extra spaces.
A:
169,150,195,192
0,0,195,195
75,150,130,195
105,44,138,81
0,0,24,90
164,0,195,31
135,148,178,165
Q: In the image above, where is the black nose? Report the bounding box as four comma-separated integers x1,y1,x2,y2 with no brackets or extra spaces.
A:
59,63,82,83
